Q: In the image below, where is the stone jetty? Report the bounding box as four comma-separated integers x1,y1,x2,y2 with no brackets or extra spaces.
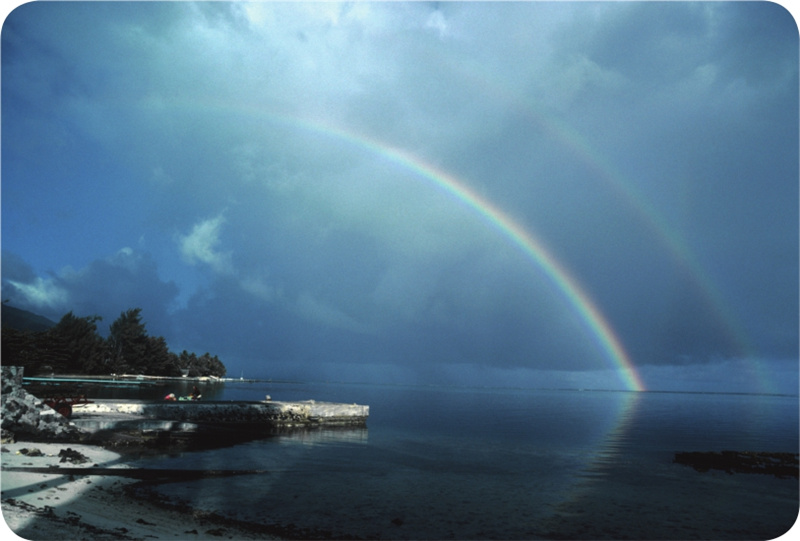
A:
1,366,368,451
76,399,367,451
72,399,369,431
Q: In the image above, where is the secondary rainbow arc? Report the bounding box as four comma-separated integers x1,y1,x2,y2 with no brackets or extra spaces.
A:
142,96,646,391
267,112,645,391
452,59,757,340
345,132,647,393
443,59,767,390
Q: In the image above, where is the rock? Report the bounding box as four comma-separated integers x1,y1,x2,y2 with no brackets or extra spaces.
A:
58,448,90,464
674,451,799,478
1,366,85,442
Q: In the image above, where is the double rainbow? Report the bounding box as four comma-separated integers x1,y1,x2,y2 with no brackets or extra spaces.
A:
261,111,646,391
145,97,647,391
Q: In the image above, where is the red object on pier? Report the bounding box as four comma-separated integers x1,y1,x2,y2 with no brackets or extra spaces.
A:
43,396,93,418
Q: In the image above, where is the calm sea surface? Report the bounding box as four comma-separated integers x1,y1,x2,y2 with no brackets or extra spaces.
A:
117,381,797,540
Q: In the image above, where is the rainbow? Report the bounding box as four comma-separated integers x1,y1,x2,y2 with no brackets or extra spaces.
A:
440,54,775,386
292,119,647,392
443,59,764,388
525,108,755,356
502,104,770,392
143,97,646,391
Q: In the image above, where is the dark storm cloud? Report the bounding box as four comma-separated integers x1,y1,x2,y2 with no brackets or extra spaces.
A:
2,2,797,390
450,1,799,368
1,251,37,286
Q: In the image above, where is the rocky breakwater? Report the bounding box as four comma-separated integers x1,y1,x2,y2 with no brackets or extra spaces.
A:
1,366,368,451
72,398,369,451
1,366,84,443
76,399,369,428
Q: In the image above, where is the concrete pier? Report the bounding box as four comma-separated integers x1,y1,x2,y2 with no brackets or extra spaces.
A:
71,399,369,433
2,367,368,451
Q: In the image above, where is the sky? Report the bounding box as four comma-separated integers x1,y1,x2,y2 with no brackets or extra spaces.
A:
2,1,798,394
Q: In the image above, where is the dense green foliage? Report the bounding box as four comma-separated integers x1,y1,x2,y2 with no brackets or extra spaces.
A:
1,307,226,378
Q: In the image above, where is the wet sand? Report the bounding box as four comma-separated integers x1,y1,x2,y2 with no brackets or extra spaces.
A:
1,442,283,540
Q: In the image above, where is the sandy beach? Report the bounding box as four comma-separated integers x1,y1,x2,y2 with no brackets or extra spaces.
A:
1,441,281,540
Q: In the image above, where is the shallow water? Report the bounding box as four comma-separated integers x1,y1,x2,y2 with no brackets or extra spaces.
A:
126,383,797,539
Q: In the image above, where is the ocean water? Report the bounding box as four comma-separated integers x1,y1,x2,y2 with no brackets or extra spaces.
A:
125,382,798,540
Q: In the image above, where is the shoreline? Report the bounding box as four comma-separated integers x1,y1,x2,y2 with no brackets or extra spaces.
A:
2,366,368,539
1,441,284,540
21,373,274,385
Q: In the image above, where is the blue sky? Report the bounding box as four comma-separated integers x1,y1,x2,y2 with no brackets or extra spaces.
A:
2,2,798,393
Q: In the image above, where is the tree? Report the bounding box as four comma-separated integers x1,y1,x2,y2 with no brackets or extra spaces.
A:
4,305,227,378
145,336,181,377
197,352,226,378
1,328,45,374
49,312,107,374
178,350,198,376
107,308,149,374
177,350,226,378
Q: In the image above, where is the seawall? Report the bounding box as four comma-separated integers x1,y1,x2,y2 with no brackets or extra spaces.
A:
2,366,368,451
73,399,369,430
70,399,369,451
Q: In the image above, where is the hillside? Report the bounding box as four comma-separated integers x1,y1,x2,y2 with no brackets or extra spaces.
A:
1,305,57,332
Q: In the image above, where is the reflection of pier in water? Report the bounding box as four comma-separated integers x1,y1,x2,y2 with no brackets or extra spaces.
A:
275,426,368,446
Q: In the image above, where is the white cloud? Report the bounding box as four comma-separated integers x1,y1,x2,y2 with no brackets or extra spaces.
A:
2,247,179,333
178,214,233,275
6,277,68,310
